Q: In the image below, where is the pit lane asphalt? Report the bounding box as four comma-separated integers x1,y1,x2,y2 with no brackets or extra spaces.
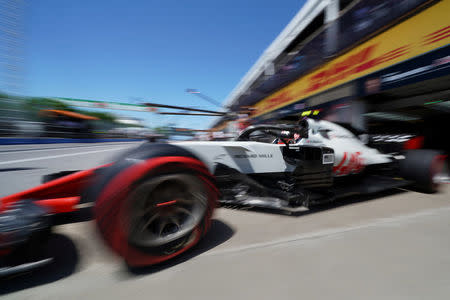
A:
1,142,450,299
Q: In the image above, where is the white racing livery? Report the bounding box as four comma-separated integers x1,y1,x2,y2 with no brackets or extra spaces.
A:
178,119,392,176
163,118,448,212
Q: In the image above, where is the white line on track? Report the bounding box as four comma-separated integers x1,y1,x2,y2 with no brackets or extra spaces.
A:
205,206,450,257
0,147,128,165
0,143,138,154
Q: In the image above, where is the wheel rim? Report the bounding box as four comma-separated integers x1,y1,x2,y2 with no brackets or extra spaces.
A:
126,174,208,248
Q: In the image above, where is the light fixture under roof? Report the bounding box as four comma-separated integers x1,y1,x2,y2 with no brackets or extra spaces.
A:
425,100,450,112
364,112,420,122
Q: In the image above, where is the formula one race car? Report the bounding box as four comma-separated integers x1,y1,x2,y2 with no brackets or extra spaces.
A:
0,118,448,276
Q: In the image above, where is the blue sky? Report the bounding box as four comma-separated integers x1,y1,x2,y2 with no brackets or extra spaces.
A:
25,0,304,129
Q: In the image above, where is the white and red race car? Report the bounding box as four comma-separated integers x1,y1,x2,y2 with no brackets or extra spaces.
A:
0,118,447,273
177,117,448,211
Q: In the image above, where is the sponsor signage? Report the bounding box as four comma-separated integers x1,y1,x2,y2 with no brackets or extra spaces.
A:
252,1,450,117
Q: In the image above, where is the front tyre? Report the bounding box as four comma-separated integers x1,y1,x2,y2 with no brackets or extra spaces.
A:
127,173,209,252
93,151,217,267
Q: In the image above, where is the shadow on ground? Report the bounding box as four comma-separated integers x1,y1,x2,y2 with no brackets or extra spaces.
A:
303,188,407,215
0,188,406,290
53,207,94,225
0,233,79,295
0,212,234,292
234,188,407,217
125,219,235,277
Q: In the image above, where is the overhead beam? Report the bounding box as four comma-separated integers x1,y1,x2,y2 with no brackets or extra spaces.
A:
145,102,226,115
157,112,225,116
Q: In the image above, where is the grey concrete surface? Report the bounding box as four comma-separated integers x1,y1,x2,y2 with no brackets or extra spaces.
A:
1,143,449,299
0,142,143,196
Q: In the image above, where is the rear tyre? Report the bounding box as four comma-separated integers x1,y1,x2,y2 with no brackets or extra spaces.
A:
90,144,217,267
399,149,448,193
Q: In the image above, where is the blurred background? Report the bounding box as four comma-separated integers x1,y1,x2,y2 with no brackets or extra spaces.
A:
0,0,448,151
212,0,450,159
1,1,450,298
